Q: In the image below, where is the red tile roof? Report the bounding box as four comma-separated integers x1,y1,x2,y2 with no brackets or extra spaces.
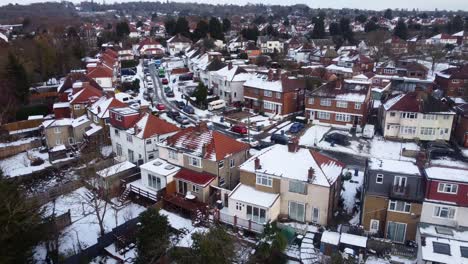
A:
59,72,102,93
174,168,216,186
310,150,345,169
70,85,103,104
139,113,180,139
87,65,113,79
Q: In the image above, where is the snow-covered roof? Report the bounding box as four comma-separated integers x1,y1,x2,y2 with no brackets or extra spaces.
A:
229,184,279,208
240,145,343,187
97,161,136,177
340,233,367,248
28,115,44,120
368,158,420,175
84,123,102,136
425,166,468,183
72,115,90,128
243,74,283,92
383,94,405,110
50,144,66,152
420,236,468,264
321,231,340,245
326,64,353,74
43,118,73,128
53,102,70,109
335,93,366,103
140,158,180,177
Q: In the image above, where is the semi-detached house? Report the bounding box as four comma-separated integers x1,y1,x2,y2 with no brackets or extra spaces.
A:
109,107,180,165
380,92,455,141
219,142,343,233
211,63,252,103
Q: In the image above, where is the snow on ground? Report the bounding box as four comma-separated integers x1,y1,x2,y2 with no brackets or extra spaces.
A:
34,187,146,261
160,209,194,231
369,136,418,161
431,157,468,169
0,137,39,148
462,148,468,158
341,168,364,215
101,145,113,158
299,125,331,146
365,256,391,264
0,148,51,177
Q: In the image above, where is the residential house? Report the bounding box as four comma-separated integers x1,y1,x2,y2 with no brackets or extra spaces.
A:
157,122,250,190
87,64,115,90
42,116,91,149
380,92,455,141
305,77,372,128
331,50,374,73
361,158,424,242
385,37,408,55
415,165,468,263
454,103,468,147
137,38,165,57
109,107,180,164
257,36,285,54
243,69,305,116
426,33,458,46
211,63,252,103
86,95,127,144
69,82,103,118
220,142,343,233
435,64,468,98
375,60,429,80
167,34,192,56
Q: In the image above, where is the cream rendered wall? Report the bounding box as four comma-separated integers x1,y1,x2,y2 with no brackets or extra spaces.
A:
158,146,184,167
420,201,468,227
228,195,281,224
280,178,331,225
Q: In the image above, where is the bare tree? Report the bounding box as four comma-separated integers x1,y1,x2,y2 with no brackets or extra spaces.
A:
366,30,390,65
428,44,447,72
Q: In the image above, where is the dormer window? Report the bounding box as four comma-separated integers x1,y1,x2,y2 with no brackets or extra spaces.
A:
116,114,122,121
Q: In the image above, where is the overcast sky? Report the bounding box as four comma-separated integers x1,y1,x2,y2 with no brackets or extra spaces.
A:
0,0,466,11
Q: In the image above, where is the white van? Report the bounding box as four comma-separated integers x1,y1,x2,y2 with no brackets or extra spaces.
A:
362,124,375,139
208,99,226,111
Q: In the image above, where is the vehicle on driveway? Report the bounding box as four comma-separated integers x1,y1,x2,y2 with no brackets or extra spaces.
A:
163,86,171,93
238,137,259,147
289,122,305,134
182,105,195,114
162,78,169,85
426,141,456,158
156,103,166,111
173,100,186,109
324,132,351,146
166,111,180,120
231,124,248,135
270,134,289,145
253,140,275,150
166,91,175,97
175,115,190,125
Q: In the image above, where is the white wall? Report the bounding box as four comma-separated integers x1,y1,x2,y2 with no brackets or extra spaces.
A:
94,77,112,89
420,201,468,228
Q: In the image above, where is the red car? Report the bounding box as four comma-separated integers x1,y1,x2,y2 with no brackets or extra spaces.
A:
231,124,248,135
156,103,166,111
161,78,169,85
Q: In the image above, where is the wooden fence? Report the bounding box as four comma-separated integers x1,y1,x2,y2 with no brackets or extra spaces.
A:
28,180,84,207
1,119,43,133
0,139,42,159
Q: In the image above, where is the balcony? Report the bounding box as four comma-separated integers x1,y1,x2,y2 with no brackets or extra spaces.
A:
389,184,409,199
217,209,265,234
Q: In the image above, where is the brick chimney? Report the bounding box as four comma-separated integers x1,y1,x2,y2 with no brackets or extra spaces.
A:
334,79,342,90
274,68,281,81
202,143,208,157
267,69,274,81
416,151,427,168
254,157,261,170
308,167,315,183
228,61,233,70
287,138,299,153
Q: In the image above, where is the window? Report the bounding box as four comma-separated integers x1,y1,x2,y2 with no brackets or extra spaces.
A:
320,98,332,106
146,139,152,145
218,160,224,168
192,185,200,193
387,221,407,243
433,242,451,255
289,181,307,194
376,174,384,184
276,92,281,99
394,176,407,188
54,127,61,134
317,111,331,120
93,115,98,123
400,112,417,119
289,201,305,222
55,138,62,145
74,104,81,110
126,134,133,142
423,114,437,120
312,207,320,223
68,137,74,145
452,79,460,83
116,143,122,156
114,129,120,136
230,159,235,168
115,114,122,121
148,174,162,190
420,127,436,135
336,101,348,108
308,98,314,105
388,200,411,213
235,202,243,211
168,150,178,160
400,126,416,135
355,103,361,110
434,206,456,219
335,113,351,122
443,115,450,120
264,90,273,97
370,219,379,233
246,205,266,223
128,149,134,162
263,101,275,111
189,156,201,168
438,183,458,194
256,174,273,187
390,112,396,117
148,153,154,160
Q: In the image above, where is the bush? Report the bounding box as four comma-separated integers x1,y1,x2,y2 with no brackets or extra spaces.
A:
121,60,139,68
16,104,50,121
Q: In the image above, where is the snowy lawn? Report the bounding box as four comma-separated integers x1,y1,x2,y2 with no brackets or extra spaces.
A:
299,125,331,146
0,137,39,148
0,148,51,177
341,168,364,215
34,187,146,260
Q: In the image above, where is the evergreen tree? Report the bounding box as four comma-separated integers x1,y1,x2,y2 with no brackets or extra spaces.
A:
222,18,231,32
365,20,380,32
193,20,209,41
151,13,158,22
135,208,171,264
355,14,367,23
175,17,190,37
165,17,177,36
394,19,408,40
4,52,30,103
115,21,130,39
339,18,354,43
450,15,464,33
311,16,325,39
208,17,224,40
329,22,341,36
193,82,208,107
0,171,45,263
241,27,259,41
191,226,235,264
136,21,143,28
384,8,393,20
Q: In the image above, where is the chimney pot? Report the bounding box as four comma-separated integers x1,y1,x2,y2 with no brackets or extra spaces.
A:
308,167,315,183
228,62,233,70
254,157,261,170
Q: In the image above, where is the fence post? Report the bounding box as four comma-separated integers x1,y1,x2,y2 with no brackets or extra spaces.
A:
234,215,237,227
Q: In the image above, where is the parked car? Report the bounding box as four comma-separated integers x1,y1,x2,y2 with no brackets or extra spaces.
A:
324,132,351,146
231,124,248,135
161,78,169,85
166,111,180,120
156,103,166,111
270,134,289,145
427,141,451,150
183,105,195,114
238,137,259,147
163,86,171,93
172,100,185,109
253,140,275,150
428,147,456,158
289,122,305,134
175,115,190,125
166,91,175,97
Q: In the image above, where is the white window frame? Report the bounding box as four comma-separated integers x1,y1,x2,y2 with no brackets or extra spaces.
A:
370,219,380,233
55,138,62,146
320,98,332,106
433,205,456,219
317,111,331,120
264,90,273,97
256,174,273,187
335,113,351,122
312,207,320,223
54,127,61,134
437,183,458,194
169,150,178,160
126,134,133,143
394,176,407,187
68,137,74,145
354,103,362,110
188,156,202,168
276,92,281,99
192,184,200,193
376,174,384,184
230,159,235,168
73,104,81,110
93,115,98,123
336,101,348,108
116,143,122,156
308,98,314,105
115,114,122,121
388,200,411,213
